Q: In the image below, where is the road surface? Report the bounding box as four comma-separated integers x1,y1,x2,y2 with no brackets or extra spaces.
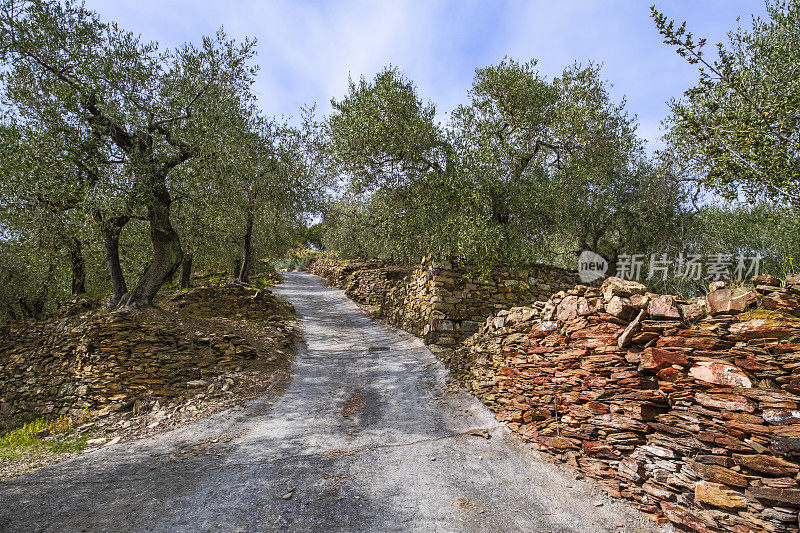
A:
0,272,666,532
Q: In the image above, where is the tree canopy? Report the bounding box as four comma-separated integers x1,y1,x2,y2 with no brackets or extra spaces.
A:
0,0,322,318
322,59,688,274
0,0,796,321
653,0,800,206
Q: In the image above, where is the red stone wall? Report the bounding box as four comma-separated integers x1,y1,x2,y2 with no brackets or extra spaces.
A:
452,274,800,532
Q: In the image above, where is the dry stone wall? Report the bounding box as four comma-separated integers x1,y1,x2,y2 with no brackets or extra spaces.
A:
0,284,294,432
308,256,579,353
307,258,412,308
165,282,294,322
382,259,579,354
451,274,800,533
309,256,800,531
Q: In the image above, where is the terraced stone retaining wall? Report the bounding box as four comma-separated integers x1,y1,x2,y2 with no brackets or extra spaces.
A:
0,285,294,432
307,259,412,308
307,256,579,353
451,274,800,533
311,257,800,530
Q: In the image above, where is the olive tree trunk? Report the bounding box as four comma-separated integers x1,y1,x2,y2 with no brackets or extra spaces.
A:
69,238,86,295
179,252,193,290
236,217,254,284
116,180,182,310
83,98,187,310
97,214,129,309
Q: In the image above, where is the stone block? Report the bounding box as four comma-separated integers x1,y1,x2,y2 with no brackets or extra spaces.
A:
600,277,647,301
694,482,748,510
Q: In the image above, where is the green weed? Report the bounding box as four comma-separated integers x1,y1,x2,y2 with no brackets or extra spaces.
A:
779,256,796,277
0,416,90,461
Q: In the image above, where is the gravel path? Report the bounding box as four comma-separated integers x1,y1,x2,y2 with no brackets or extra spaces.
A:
0,272,667,532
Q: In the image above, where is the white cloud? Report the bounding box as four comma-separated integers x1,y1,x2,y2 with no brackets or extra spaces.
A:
207,0,447,118
83,0,768,150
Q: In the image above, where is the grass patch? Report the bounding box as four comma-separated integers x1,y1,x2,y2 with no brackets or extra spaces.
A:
48,436,89,454
0,416,90,461
250,271,280,289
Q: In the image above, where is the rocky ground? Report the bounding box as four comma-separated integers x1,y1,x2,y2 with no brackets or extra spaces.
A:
0,367,291,482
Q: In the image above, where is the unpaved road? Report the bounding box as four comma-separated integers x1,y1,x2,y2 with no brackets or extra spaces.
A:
0,272,666,532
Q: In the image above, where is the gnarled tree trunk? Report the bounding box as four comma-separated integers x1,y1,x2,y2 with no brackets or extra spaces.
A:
69,238,86,295
179,252,193,290
236,217,254,284
84,98,189,310
117,179,182,310
97,214,129,309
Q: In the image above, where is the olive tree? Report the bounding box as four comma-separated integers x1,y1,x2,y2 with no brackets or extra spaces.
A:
0,0,258,309
448,59,685,268
652,1,800,206
325,67,459,262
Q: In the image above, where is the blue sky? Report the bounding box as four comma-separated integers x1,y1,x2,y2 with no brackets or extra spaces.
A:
83,0,768,151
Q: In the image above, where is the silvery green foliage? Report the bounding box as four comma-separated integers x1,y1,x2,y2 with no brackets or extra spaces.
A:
0,1,322,316
323,60,686,272
653,1,800,206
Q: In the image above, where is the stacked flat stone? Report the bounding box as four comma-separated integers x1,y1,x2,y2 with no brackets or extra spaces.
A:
451,274,800,533
167,282,294,322
308,258,411,308
308,256,579,355
0,284,294,432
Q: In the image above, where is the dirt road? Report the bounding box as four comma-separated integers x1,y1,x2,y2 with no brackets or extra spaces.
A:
0,272,666,532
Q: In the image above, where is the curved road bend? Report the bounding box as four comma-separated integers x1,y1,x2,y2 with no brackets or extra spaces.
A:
0,272,667,533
